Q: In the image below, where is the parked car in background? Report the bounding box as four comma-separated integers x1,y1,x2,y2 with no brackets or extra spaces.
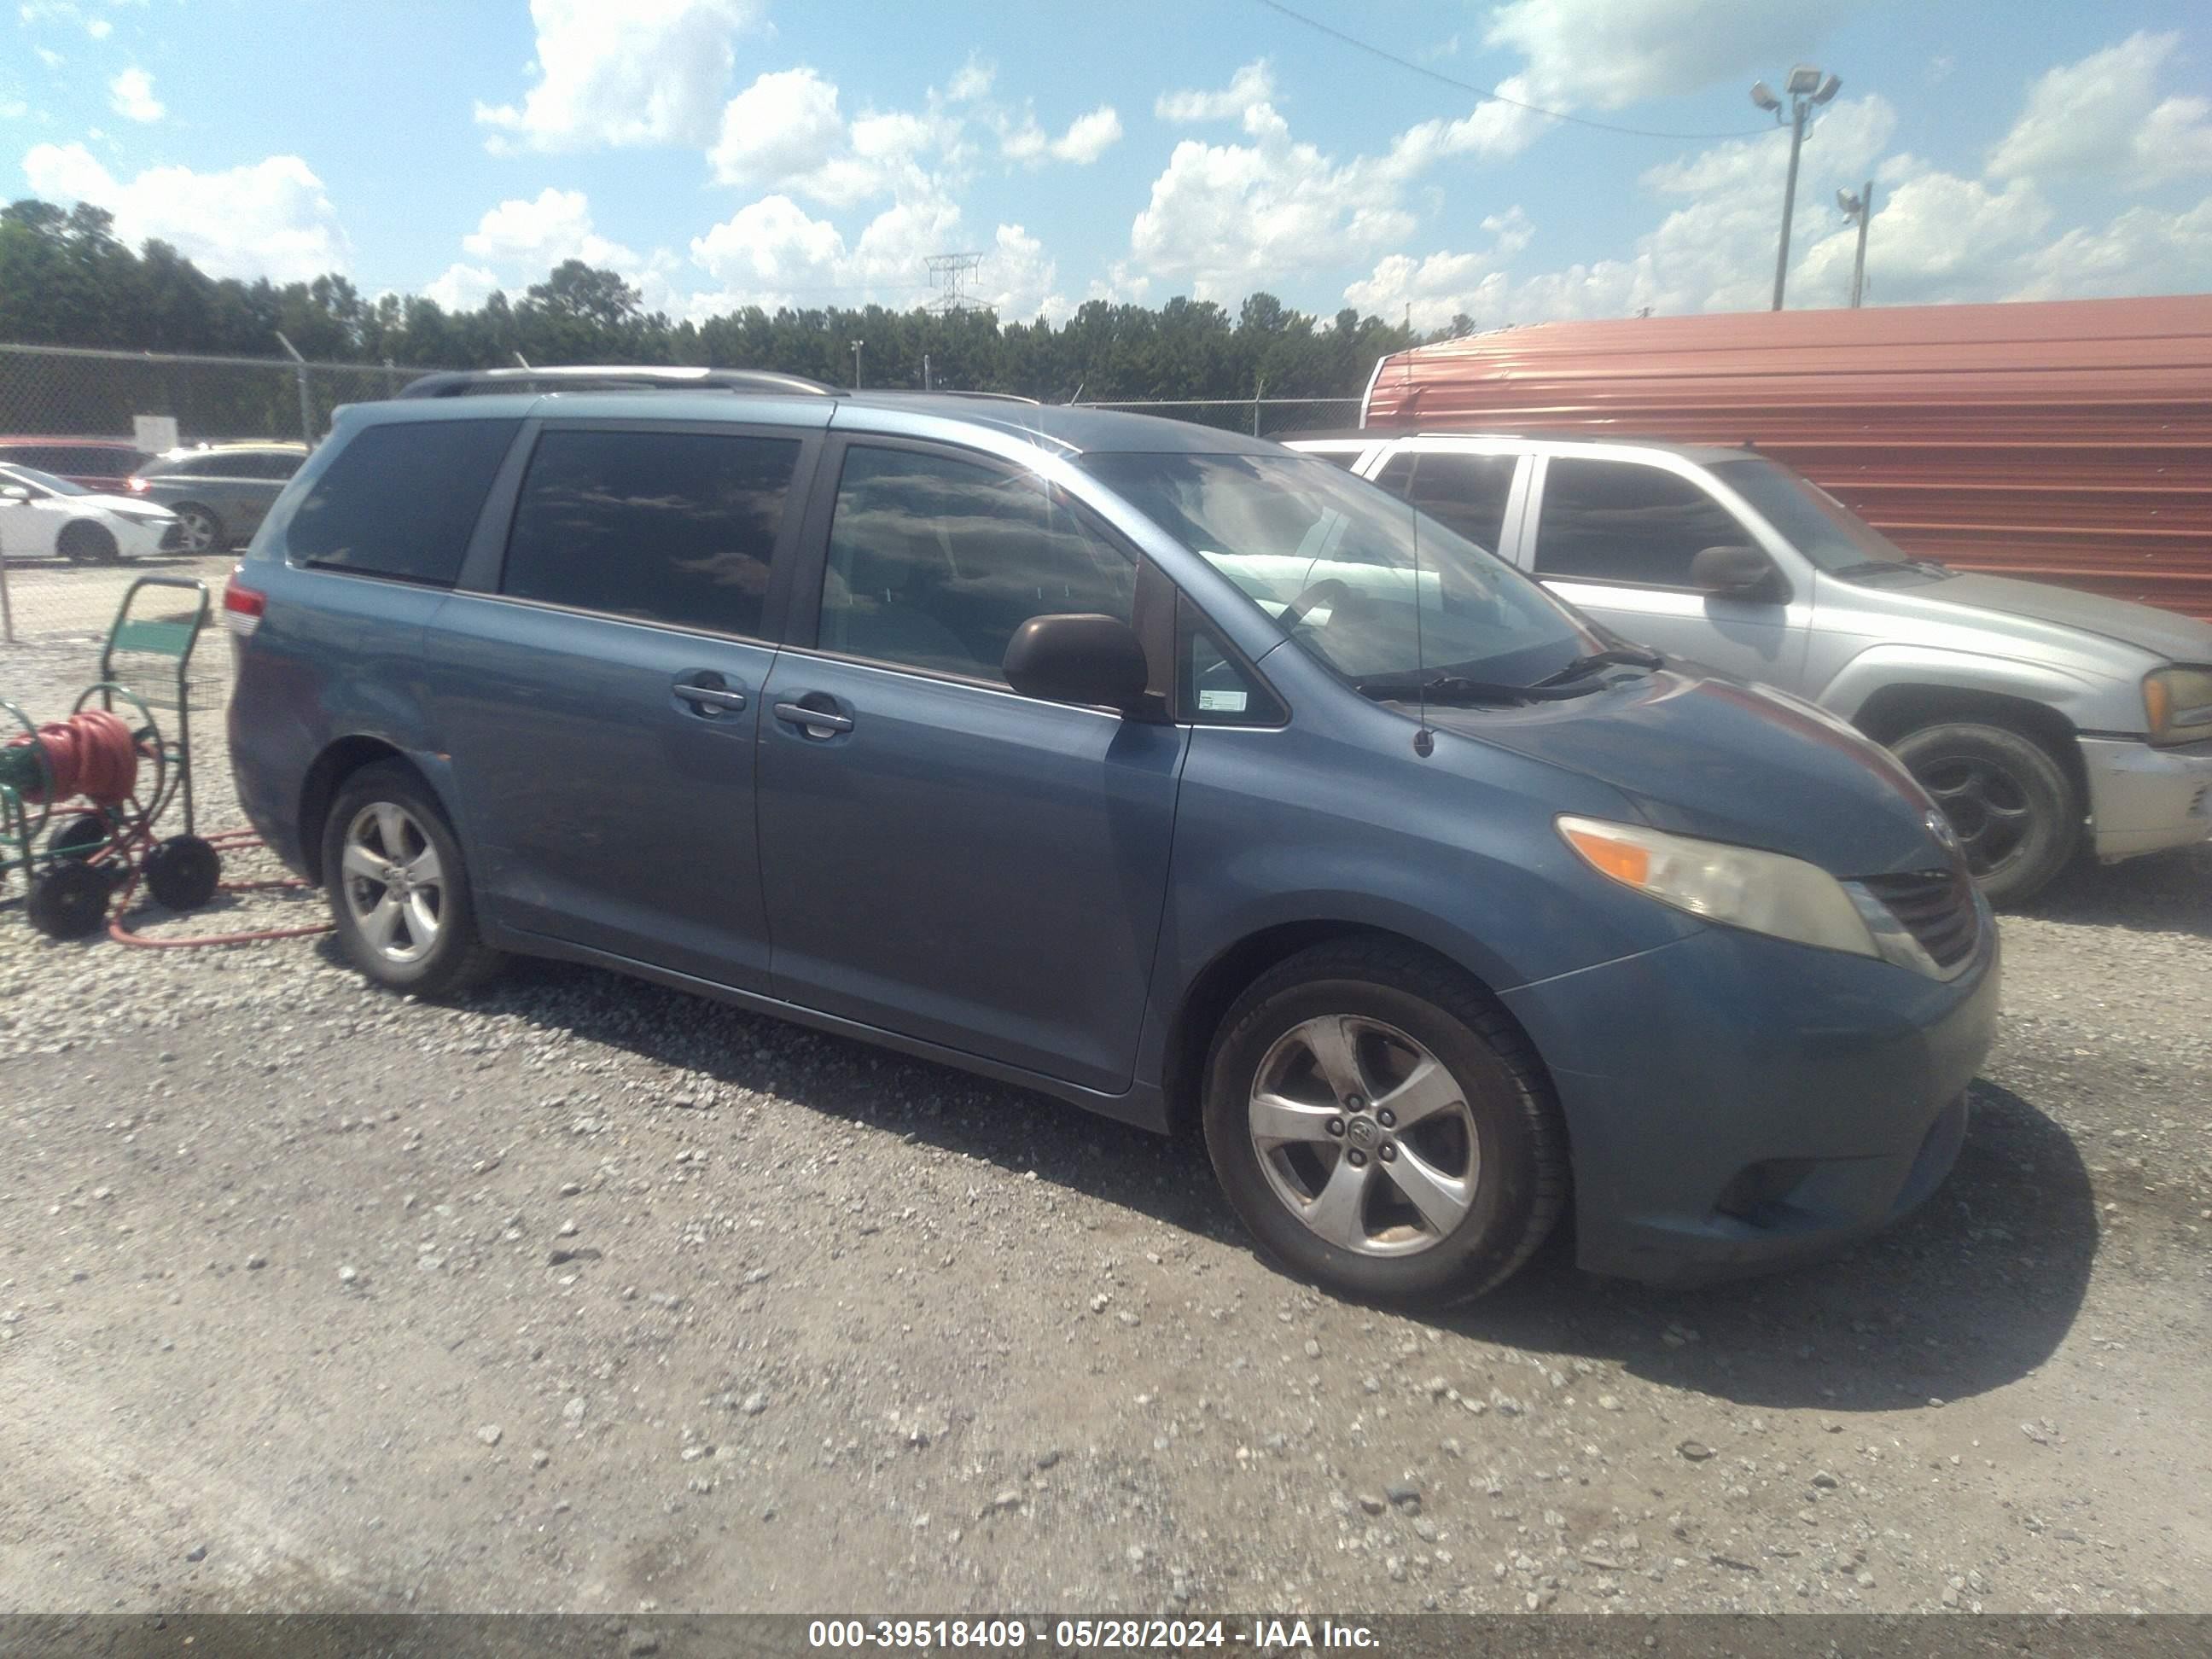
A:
0,462,183,562
227,372,1996,1304
1288,431,2212,905
125,442,308,553
0,436,154,490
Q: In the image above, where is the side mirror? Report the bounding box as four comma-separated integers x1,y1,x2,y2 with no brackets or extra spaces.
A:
1003,613,1150,711
0,486,29,505
1691,544,1784,600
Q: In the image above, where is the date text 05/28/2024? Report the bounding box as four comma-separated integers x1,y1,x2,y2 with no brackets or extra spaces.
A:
806,1618,1380,1651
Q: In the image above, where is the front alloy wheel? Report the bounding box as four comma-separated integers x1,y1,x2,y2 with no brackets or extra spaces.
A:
341,801,446,964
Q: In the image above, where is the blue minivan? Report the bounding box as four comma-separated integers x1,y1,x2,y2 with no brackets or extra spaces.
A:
225,369,1998,1303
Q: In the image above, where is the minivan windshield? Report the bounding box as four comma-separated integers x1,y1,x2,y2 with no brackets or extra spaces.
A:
1708,457,1909,572
1082,451,1598,690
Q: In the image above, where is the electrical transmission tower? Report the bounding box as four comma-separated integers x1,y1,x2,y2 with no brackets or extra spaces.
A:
924,252,986,314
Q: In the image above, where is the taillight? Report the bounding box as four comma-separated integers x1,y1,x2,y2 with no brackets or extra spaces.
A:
223,568,265,637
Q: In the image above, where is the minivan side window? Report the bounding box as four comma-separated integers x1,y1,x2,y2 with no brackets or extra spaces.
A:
288,418,520,585
819,445,1135,684
500,428,800,637
1371,451,1517,552
1533,458,1745,588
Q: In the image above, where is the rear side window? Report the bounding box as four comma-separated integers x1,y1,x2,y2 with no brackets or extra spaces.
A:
1371,451,1517,552
288,419,520,585
500,428,800,637
1533,458,1745,587
820,445,1135,684
252,451,306,480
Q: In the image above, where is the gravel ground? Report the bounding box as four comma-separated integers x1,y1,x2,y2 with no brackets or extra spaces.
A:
1,632,2207,1617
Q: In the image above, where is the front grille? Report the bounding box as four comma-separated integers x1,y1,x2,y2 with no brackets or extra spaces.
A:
1860,870,1979,969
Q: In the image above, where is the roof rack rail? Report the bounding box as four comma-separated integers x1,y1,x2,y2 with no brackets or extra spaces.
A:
395,366,841,399
862,388,1043,406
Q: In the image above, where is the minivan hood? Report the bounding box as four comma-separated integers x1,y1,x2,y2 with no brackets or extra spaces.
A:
1879,569,2212,665
1426,667,1950,876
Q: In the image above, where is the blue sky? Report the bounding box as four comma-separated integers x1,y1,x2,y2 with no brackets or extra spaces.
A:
4,1,2209,328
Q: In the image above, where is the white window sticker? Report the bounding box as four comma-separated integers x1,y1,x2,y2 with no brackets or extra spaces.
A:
1197,689,1249,713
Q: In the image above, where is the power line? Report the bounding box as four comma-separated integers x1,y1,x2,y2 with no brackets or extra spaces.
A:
1250,0,1773,143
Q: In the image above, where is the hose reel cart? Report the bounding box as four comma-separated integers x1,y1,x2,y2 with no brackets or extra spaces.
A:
1,576,224,938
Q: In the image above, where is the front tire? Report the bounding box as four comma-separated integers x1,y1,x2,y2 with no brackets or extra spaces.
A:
1202,940,1567,1305
58,521,119,565
1891,721,2079,906
322,762,501,997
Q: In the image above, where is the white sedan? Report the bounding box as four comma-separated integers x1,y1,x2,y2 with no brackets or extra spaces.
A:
0,463,183,562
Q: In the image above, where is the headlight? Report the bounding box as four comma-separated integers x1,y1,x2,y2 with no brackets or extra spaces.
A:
1557,815,1877,958
2145,665,2212,746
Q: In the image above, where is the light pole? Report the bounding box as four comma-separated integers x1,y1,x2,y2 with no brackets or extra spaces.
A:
1837,180,1875,308
850,338,864,388
1751,65,1841,311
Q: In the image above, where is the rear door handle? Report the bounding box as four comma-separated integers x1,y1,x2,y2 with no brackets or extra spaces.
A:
773,701,853,736
672,672,747,716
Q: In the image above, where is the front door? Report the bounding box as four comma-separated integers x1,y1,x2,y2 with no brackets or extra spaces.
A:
755,439,1186,1093
430,422,811,991
1525,455,1809,687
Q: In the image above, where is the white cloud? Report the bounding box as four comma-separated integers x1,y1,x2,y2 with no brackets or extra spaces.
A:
22,142,349,281
1987,32,2212,189
946,55,993,104
84,15,108,38
462,187,637,271
423,262,501,311
1342,210,1532,330
1484,0,1858,110
108,67,160,123
1155,61,1275,124
709,67,846,188
2009,195,2212,300
474,0,760,153
1002,103,1122,166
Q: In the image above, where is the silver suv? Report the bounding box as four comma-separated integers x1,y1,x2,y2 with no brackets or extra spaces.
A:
1290,432,2212,903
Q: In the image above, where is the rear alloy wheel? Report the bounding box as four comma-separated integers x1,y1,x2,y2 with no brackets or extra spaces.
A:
1202,940,1566,1305
172,504,224,554
57,520,119,565
1891,720,2079,906
323,762,501,998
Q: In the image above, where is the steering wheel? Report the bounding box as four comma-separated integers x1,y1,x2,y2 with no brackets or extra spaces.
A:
1278,577,1353,632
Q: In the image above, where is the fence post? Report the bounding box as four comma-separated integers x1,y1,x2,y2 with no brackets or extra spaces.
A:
0,538,14,646
275,331,312,443
1253,377,1264,438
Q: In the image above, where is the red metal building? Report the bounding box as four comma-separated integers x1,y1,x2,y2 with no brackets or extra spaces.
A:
1363,294,2212,621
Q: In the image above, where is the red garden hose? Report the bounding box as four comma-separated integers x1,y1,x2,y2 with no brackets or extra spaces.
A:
6,707,143,805
107,826,335,949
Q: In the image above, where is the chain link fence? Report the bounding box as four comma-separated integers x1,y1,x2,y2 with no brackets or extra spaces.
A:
1070,396,1365,438
0,344,440,713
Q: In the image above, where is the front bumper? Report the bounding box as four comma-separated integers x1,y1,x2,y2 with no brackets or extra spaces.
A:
110,515,180,558
2082,735,2212,860
1500,916,1999,1285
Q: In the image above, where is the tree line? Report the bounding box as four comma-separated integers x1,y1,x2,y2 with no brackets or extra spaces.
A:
0,197,1468,402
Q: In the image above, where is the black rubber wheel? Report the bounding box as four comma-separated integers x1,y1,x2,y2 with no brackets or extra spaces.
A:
1201,939,1567,1306
1891,721,2079,906
172,504,225,555
143,834,222,911
49,812,111,862
57,520,119,565
322,761,502,998
26,860,111,939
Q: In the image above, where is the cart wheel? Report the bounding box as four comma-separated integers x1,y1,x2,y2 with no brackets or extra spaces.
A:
26,862,111,940
49,812,110,862
144,834,221,911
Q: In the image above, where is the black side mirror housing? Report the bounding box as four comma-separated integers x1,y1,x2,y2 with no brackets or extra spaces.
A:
1691,544,1785,600
1003,613,1150,711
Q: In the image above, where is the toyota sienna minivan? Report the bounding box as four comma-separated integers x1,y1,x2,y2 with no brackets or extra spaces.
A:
226,369,1999,1303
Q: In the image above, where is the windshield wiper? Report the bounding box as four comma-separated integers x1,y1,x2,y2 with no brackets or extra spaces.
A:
1533,644,1663,686
1356,673,1610,707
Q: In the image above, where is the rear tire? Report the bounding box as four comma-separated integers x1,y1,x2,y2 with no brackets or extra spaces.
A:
58,521,119,565
1201,939,1567,1305
1891,721,2078,906
322,762,502,998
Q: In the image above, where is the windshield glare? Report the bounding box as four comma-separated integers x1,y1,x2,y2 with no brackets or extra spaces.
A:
1081,451,1595,688
0,464,89,498
1709,457,1906,571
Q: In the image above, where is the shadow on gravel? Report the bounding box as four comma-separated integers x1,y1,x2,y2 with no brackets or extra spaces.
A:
2017,842,2212,939
480,960,2096,1417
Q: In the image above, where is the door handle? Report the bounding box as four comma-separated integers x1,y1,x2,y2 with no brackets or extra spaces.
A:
773,700,853,737
672,673,747,716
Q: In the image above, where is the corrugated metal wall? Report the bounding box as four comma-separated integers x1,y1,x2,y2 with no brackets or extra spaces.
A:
1365,295,2212,622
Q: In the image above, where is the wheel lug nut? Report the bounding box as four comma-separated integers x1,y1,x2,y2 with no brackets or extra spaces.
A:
1346,1096,1365,1112
1347,1150,1367,1168
1377,1109,1395,1128
1380,1143,1398,1163
1326,1117,1345,1138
